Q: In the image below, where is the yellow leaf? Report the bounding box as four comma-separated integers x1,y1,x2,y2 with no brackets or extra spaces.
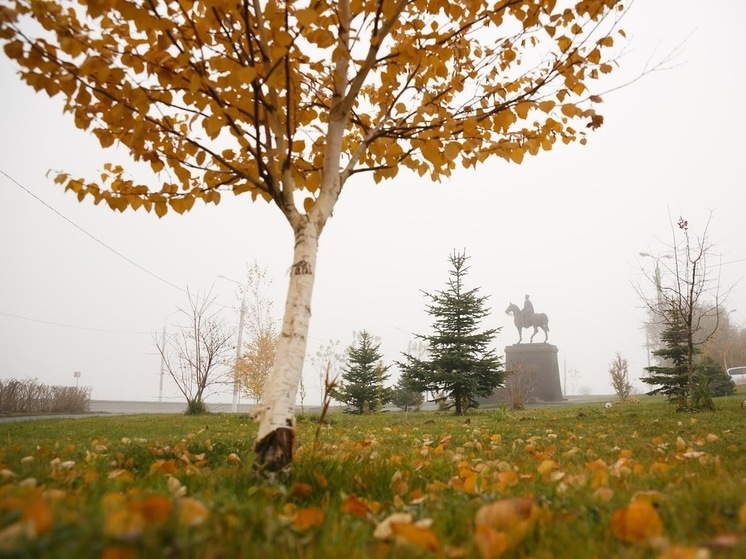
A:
538,100,555,113
557,36,572,53
739,503,746,527
131,495,171,525
474,524,509,559
474,497,538,548
341,494,370,518
312,471,328,488
303,196,314,214
508,148,524,164
290,482,313,499
104,508,145,540
610,500,664,544
21,498,54,538
100,545,137,559
560,104,581,118
444,141,461,161
390,522,441,553
658,546,711,559
178,497,208,527
515,102,532,119
3,40,24,59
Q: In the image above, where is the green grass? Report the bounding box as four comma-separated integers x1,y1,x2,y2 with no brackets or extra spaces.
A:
1,389,746,558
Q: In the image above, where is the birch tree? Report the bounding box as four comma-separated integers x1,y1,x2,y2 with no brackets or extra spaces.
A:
1,0,628,471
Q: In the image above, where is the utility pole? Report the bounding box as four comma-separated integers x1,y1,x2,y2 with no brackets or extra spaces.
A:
233,293,246,413
159,325,166,402
218,275,246,413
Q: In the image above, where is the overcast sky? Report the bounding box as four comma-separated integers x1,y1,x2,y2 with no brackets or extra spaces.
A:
1,0,744,405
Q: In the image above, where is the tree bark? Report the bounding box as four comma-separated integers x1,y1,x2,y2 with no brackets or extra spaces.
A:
253,219,319,472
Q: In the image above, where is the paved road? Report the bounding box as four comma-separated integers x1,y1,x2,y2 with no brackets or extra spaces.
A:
0,400,259,423
0,395,612,423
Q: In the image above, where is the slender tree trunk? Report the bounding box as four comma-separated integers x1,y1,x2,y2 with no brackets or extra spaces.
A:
253,219,320,472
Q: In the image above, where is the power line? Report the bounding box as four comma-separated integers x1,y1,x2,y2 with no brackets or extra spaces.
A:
0,311,150,334
1,169,186,293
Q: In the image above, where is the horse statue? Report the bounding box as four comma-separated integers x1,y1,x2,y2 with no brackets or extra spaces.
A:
505,302,550,343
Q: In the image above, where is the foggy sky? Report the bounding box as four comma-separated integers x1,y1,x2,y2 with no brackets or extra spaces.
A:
1,0,744,404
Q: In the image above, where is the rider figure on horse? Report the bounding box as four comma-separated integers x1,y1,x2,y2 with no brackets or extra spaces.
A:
522,294,534,328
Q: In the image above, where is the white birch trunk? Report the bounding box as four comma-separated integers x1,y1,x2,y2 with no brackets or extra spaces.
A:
253,218,320,469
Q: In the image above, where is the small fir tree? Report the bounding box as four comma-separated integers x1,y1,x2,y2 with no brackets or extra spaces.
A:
642,317,693,410
335,331,392,414
391,375,424,412
399,250,503,415
697,356,735,398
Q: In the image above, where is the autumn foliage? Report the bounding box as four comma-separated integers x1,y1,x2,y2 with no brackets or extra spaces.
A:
1,0,624,217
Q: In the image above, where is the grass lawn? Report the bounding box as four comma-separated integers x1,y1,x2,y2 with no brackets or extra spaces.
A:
1,389,746,558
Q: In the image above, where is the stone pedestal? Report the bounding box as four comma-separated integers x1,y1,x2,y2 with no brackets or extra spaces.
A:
505,343,563,402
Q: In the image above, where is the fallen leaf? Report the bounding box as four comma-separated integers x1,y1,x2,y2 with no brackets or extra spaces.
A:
704,532,739,549
21,498,54,538
474,524,509,559
132,495,171,525
341,494,370,518
611,500,664,544
293,507,325,531
100,545,137,559
104,508,145,540
290,482,313,499
391,521,441,553
474,497,538,548
657,545,710,559
178,497,208,527
374,513,413,540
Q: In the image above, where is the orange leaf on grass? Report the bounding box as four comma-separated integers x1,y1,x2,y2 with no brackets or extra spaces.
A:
101,545,137,559
657,545,711,559
290,482,313,499
740,503,746,528
178,497,208,527
474,497,538,548
104,508,145,540
610,500,664,544
132,495,171,525
474,524,509,559
21,498,54,538
312,471,328,488
294,507,325,531
390,521,441,553
341,494,370,518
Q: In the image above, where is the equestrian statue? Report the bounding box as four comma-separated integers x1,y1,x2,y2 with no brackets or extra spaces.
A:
505,294,549,343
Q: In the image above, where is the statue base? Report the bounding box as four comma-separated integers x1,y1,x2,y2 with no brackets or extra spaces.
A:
477,343,564,407
504,343,563,402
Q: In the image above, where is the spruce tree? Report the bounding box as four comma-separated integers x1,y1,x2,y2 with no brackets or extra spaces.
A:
642,317,693,410
399,250,503,415
336,331,392,414
697,356,735,398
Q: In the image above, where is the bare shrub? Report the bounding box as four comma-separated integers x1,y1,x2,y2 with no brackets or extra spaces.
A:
609,353,632,403
497,363,537,410
0,378,91,414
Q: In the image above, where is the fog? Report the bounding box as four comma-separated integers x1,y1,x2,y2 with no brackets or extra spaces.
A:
1,0,744,404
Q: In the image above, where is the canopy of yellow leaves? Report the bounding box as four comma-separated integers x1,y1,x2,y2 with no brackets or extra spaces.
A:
0,0,625,218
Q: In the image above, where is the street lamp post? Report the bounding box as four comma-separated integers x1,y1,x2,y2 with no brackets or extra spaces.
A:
159,309,179,402
639,252,673,369
218,275,246,413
